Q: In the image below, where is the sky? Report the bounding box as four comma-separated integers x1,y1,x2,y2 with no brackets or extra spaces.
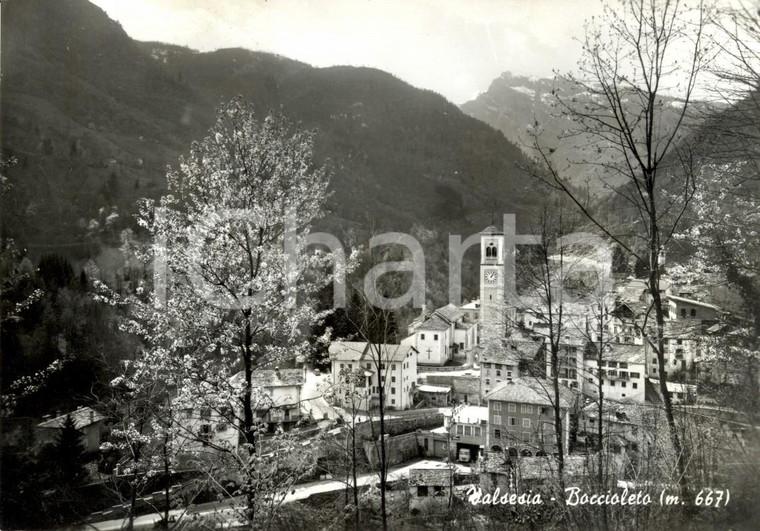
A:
90,0,608,104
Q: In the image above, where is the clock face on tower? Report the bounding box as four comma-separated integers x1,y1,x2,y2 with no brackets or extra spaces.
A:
484,270,498,284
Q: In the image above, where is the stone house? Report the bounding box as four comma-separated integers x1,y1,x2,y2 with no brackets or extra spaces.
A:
479,338,543,398
408,467,452,510
484,378,578,457
179,367,306,451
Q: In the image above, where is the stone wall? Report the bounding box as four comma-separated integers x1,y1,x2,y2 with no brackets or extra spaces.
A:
418,365,473,373
356,413,444,440
363,432,421,469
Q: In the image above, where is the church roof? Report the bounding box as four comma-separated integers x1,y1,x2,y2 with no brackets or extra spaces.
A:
433,303,462,323
481,225,503,235
418,314,451,331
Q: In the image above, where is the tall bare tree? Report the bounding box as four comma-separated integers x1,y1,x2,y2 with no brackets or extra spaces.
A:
528,0,711,493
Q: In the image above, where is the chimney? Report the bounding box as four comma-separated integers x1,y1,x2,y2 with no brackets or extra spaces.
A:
420,304,427,318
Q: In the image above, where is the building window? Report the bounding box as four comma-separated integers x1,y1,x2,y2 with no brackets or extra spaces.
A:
456,425,464,435
367,363,371,370
391,399,396,405
485,378,490,385
508,403,516,412
340,363,345,369
421,333,425,340
610,381,615,387
493,402,502,411
652,357,657,364
391,387,396,394
434,334,439,340
520,405,533,414
465,425,473,436
494,428,501,439
474,426,481,437
493,414,502,425
631,372,640,378
392,364,396,370
621,381,627,387
633,383,638,389
392,376,396,382
681,308,687,317
523,418,531,428
509,417,516,426
690,309,696,317
522,432,531,443
199,424,212,445
417,486,429,497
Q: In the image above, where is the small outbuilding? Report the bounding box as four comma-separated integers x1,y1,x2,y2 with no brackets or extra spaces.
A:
417,384,451,406
408,467,452,509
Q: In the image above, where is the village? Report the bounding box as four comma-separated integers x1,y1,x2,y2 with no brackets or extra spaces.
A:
30,223,749,528
3,1,760,529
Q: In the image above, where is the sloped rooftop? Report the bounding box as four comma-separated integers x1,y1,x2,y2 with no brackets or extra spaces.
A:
328,341,368,361
418,384,451,394
418,314,451,332
480,338,541,365
484,378,577,408
433,303,462,323
329,341,416,363
231,368,305,388
38,406,105,429
409,467,451,486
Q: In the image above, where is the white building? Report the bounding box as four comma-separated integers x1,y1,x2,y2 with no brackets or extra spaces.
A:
408,303,478,366
583,343,647,403
329,341,418,410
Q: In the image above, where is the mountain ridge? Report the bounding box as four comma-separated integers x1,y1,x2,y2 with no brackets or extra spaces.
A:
1,0,539,271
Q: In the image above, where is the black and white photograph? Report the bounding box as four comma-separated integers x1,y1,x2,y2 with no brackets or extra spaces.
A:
1,0,759,529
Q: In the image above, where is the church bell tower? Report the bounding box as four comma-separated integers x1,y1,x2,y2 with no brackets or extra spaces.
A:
479,225,505,341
